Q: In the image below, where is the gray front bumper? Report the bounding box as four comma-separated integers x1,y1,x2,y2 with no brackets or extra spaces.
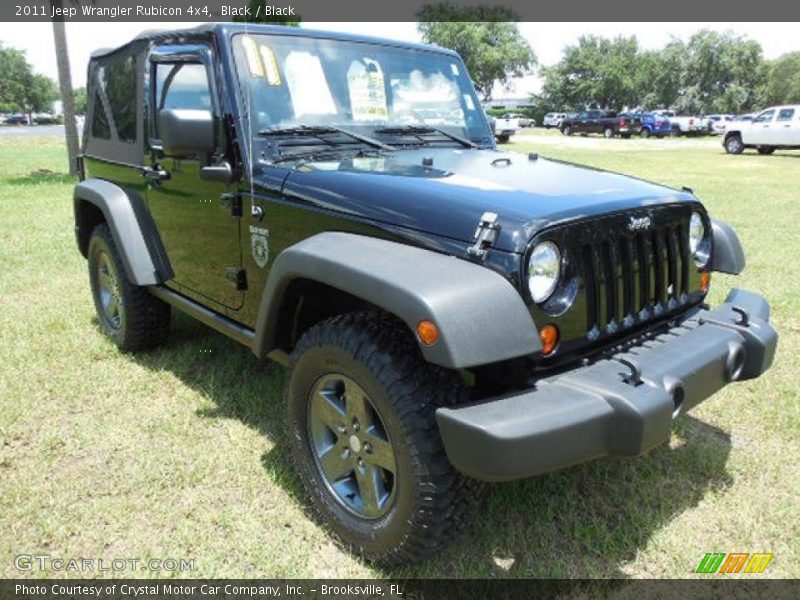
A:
436,289,778,481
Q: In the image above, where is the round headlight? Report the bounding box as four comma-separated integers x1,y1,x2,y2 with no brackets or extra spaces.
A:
528,241,561,303
689,211,710,266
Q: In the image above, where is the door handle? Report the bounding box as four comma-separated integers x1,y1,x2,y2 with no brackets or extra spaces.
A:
140,165,170,182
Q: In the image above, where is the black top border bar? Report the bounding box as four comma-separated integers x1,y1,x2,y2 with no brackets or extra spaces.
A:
5,0,800,22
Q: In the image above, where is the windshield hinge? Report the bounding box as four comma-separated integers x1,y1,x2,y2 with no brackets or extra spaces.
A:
220,192,242,217
467,212,500,260
225,267,247,291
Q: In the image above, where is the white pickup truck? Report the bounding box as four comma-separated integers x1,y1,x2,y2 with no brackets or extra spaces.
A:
489,114,520,143
651,110,708,136
723,105,800,154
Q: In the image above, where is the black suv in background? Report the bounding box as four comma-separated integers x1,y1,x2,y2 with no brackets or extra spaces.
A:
73,24,777,566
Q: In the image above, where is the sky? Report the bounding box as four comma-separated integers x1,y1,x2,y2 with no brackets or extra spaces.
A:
0,21,798,96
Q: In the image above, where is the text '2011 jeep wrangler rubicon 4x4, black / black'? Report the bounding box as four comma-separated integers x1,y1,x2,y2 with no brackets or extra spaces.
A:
74,24,778,566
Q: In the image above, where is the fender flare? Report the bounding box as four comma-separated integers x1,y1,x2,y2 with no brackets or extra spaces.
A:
252,232,542,369
74,178,172,286
711,218,746,275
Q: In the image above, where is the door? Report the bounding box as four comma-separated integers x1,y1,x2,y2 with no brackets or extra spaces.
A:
747,109,775,145
773,107,797,145
145,47,243,310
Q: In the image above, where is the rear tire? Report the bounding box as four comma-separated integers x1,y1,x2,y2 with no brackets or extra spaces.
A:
603,127,614,138
724,134,745,155
640,128,651,139
562,125,572,136
496,134,510,144
671,126,682,137
285,311,483,566
88,223,170,351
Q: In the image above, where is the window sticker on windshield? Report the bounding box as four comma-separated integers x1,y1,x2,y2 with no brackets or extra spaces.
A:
284,51,336,118
347,59,388,122
450,63,460,76
463,94,475,111
241,36,264,77
259,45,281,86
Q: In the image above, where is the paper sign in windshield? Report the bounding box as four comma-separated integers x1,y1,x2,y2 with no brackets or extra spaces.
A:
347,59,388,122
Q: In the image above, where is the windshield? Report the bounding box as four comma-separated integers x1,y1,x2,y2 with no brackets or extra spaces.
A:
232,33,491,147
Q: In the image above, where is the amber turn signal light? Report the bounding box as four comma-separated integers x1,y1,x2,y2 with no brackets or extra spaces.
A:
417,320,439,346
540,324,559,356
700,271,711,293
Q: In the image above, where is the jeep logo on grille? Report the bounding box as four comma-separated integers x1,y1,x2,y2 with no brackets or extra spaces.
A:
627,215,652,231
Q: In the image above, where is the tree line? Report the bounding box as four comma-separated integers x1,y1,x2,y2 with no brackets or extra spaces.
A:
535,30,799,115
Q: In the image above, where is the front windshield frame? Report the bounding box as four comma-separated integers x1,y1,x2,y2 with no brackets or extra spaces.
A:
230,32,493,158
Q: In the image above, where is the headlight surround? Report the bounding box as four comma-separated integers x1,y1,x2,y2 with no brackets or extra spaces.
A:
528,241,561,303
689,211,711,267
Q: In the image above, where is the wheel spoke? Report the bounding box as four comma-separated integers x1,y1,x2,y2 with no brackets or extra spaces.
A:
345,388,371,429
98,269,113,290
364,432,396,474
355,464,383,517
106,295,119,317
314,390,346,431
318,446,353,483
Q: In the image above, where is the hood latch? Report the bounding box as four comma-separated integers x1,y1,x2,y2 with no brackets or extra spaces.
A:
467,212,500,260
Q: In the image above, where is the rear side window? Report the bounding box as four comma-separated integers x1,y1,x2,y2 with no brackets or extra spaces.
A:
777,108,795,122
104,56,137,143
89,87,110,139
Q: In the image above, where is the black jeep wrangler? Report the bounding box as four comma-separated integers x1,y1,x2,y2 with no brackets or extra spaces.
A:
74,24,777,565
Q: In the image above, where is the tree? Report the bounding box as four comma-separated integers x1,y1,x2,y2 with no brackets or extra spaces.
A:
74,87,87,115
417,5,536,101
52,1,80,176
0,44,33,113
764,52,800,106
675,30,766,114
537,36,641,111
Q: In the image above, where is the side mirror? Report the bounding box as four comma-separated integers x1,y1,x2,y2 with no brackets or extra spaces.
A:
158,108,214,157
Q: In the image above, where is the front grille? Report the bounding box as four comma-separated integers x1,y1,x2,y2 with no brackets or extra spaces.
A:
581,221,691,339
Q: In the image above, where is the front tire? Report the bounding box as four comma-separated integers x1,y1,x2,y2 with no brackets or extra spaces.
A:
603,126,614,138
757,146,775,155
285,312,482,566
724,134,745,155
88,224,170,351
562,125,572,136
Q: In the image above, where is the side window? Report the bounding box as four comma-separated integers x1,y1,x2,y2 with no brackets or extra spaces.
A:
104,56,137,143
90,86,111,140
777,108,795,122
155,63,212,112
754,110,775,123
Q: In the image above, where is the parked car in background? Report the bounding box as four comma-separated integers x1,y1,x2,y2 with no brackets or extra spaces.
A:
487,114,518,143
623,112,671,138
560,109,642,138
651,110,708,136
542,112,566,129
4,114,30,125
724,105,800,155
707,114,735,135
735,113,755,122
502,112,533,128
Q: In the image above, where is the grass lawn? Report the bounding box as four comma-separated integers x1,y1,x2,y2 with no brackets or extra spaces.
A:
0,130,798,579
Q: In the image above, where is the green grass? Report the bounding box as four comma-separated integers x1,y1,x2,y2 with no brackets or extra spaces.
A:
0,130,798,579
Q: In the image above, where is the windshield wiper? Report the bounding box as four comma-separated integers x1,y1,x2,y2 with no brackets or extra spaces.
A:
258,125,393,151
374,125,478,148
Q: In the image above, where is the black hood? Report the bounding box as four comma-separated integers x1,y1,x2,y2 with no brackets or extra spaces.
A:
275,147,697,254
